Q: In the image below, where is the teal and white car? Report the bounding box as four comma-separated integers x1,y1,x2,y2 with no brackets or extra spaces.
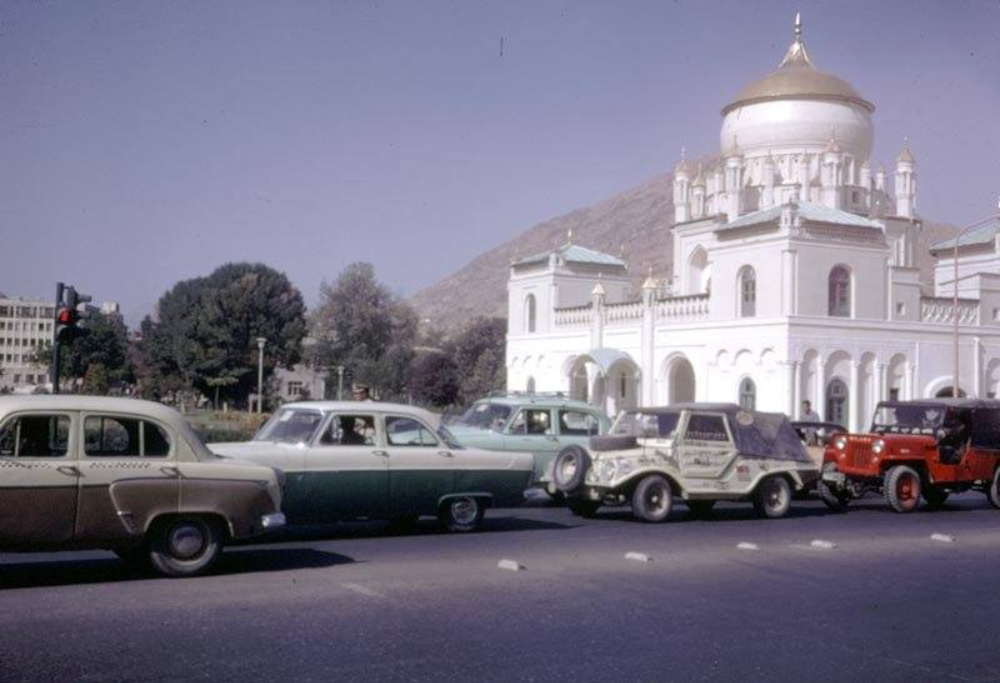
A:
446,394,611,496
210,401,534,532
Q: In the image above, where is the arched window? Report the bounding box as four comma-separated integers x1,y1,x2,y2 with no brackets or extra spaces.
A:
525,294,537,333
826,378,849,426
739,377,756,411
828,266,851,317
739,266,756,317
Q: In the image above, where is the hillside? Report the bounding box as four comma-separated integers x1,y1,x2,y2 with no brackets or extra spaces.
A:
410,174,959,331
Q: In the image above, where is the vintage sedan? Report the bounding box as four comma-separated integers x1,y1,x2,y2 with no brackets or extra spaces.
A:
553,404,819,521
445,394,610,496
0,396,285,577
210,401,535,532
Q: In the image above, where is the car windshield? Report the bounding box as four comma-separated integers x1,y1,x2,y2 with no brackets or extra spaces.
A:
454,402,513,430
612,411,681,439
871,404,946,435
254,408,325,444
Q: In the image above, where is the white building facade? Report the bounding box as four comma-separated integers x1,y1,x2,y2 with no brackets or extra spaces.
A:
506,15,1000,432
0,295,56,392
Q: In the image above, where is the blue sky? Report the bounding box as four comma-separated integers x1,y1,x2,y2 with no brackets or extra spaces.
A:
1,1,997,322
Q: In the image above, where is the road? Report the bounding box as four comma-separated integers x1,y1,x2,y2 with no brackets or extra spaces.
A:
2,492,1000,682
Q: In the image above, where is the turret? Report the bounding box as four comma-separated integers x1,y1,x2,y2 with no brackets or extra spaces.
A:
673,149,692,223
822,136,843,209
895,140,917,218
875,165,886,193
691,167,706,219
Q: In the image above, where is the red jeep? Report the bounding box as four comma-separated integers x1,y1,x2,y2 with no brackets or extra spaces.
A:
819,400,1000,513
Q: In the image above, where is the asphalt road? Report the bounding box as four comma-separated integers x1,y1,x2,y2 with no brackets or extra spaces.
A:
2,492,1000,683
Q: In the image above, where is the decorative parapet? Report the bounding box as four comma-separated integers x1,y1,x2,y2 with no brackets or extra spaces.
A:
553,303,593,327
655,293,710,322
920,296,979,325
553,293,711,329
605,300,644,323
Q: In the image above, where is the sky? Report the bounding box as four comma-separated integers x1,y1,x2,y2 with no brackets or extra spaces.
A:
1,1,998,323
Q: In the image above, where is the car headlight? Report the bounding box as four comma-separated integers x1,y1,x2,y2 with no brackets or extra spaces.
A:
834,436,848,451
617,458,633,475
598,458,617,482
872,439,885,455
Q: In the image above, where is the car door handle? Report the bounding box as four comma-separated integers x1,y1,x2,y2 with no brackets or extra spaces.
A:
160,466,181,478
56,465,80,477
372,450,389,457
545,435,558,442
438,450,453,458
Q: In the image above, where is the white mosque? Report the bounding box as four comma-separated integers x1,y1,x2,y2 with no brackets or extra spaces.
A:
505,14,1000,432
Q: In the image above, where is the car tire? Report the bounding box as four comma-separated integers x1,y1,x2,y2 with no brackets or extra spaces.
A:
754,476,792,519
552,446,590,493
686,500,716,518
818,462,851,512
986,467,1000,510
885,465,922,513
923,486,950,509
438,497,484,533
631,475,673,523
148,516,224,578
567,499,601,518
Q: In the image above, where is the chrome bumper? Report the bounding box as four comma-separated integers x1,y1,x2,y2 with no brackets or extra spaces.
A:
261,512,287,529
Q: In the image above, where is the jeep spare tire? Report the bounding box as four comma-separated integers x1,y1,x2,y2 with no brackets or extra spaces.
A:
589,435,637,452
553,445,590,492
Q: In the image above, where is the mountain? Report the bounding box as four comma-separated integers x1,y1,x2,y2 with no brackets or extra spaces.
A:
409,174,959,331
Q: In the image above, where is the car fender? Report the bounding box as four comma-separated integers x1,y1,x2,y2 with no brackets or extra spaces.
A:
437,492,494,509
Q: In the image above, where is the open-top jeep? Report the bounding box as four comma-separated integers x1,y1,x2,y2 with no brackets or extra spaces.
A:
819,399,1000,513
551,404,819,522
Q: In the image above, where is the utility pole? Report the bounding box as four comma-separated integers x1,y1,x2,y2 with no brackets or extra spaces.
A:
256,337,267,414
51,282,64,394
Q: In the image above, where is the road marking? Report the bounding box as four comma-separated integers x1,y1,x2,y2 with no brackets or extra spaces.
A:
737,542,759,551
497,558,525,572
810,539,837,550
930,533,956,543
624,551,652,563
340,582,385,598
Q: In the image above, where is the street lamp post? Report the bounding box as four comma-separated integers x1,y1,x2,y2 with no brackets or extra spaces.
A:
256,337,266,414
336,365,345,400
951,200,1000,398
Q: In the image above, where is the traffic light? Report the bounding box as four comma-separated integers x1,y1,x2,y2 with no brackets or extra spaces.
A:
54,286,93,342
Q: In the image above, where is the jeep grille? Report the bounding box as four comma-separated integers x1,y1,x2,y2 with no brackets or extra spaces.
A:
847,436,873,469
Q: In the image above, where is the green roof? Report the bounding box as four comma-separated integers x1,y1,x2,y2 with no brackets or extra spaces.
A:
721,202,883,231
514,243,626,268
930,217,1000,253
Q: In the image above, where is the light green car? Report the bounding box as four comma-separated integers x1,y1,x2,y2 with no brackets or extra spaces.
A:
445,394,611,496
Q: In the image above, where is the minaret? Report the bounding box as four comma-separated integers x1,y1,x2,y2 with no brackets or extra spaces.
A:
761,152,776,209
725,137,743,221
859,160,872,210
895,139,917,218
822,135,843,209
673,148,692,223
875,164,886,193
691,165,706,219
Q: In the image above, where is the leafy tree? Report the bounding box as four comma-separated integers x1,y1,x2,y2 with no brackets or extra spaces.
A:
83,363,110,395
36,312,132,392
411,351,460,408
448,316,507,405
135,262,307,406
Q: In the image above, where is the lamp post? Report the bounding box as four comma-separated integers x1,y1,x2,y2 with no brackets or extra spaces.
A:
336,365,345,400
256,337,266,414
951,200,1000,398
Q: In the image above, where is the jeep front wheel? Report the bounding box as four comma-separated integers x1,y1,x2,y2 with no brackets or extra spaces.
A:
148,516,224,578
754,476,792,519
631,475,673,523
987,467,1000,510
885,465,922,513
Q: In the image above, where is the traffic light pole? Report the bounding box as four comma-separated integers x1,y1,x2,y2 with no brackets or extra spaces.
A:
51,282,64,394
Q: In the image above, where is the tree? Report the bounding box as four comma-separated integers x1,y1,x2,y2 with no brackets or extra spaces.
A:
411,351,460,408
448,316,507,405
36,312,132,392
134,262,307,406
309,262,419,400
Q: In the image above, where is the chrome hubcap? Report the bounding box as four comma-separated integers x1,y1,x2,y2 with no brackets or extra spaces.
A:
169,523,206,559
451,498,479,525
647,484,668,512
560,460,577,481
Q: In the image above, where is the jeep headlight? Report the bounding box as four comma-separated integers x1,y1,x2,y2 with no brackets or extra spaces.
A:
834,435,848,451
598,458,617,482
617,458,633,475
872,439,885,455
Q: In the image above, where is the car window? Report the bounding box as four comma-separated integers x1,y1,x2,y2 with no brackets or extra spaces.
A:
0,414,71,458
385,416,439,447
84,416,170,457
508,409,552,435
255,408,325,444
144,422,172,456
559,410,600,436
683,414,731,443
319,415,377,447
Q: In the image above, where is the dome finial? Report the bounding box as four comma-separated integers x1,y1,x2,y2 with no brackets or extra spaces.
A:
567,227,573,244
780,10,812,68
794,11,802,41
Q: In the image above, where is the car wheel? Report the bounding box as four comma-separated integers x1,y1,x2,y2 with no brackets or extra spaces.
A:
884,465,922,513
631,475,673,523
754,476,792,519
987,467,1000,510
567,499,601,518
818,462,851,512
439,497,484,533
148,516,224,578
923,486,949,509
552,446,590,493
686,500,716,518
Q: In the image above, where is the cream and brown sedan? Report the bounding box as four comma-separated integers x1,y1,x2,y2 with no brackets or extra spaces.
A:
0,396,285,577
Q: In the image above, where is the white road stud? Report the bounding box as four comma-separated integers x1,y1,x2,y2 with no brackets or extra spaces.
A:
810,539,837,550
497,558,525,572
930,533,955,543
737,542,759,551
624,551,652,563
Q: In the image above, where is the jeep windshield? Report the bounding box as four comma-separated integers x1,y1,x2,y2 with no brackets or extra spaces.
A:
453,402,513,430
871,404,946,435
612,410,681,439
254,407,325,444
